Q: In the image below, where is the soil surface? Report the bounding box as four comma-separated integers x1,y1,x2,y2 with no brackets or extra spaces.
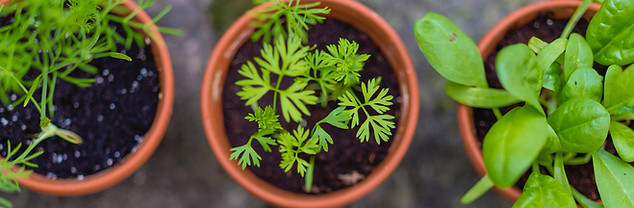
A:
473,12,633,201
0,21,160,179
222,18,402,193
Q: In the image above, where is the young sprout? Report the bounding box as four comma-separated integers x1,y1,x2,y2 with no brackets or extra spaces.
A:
230,0,396,193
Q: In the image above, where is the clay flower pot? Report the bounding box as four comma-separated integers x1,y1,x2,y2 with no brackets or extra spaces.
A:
3,0,174,196
200,0,418,207
458,0,601,202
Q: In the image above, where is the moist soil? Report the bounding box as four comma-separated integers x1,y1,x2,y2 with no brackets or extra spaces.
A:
473,12,632,201
222,18,401,194
0,19,159,179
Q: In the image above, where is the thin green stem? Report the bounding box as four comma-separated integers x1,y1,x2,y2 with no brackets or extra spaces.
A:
492,108,503,120
304,156,315,193
561,0,591,39
564,153,592,165
273,73,285,110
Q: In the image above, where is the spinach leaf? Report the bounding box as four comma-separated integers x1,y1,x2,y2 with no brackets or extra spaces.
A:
414,13,488,88
483,106,548,187
544,64,563,94
603,65,634,115
512,172,576,208
560,68,603,103
548,98,609,153
554,152,572,195
496,44,543,112
592,149,634,208
542,123,562,154
586,0,634,66
571,186,605,208
564,33,594,81
610,121,634,162
445,81,520,108
537,38,566,91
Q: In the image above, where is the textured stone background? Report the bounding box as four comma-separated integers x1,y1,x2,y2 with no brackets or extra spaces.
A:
2,0,542,207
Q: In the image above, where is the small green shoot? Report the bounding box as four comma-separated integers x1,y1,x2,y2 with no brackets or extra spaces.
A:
229,0,395,193
415,0,634,205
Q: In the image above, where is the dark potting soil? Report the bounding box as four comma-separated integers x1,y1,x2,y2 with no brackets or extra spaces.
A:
0,20,159,179
222,18,401,194
473,13,632,201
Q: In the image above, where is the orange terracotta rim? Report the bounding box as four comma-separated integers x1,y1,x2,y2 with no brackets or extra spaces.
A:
200,0,419,207
458,0,601,202
4,0,174,196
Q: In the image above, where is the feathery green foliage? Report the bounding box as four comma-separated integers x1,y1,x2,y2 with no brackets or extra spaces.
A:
230,0,396,193
250,0,330,43
0,0,178,205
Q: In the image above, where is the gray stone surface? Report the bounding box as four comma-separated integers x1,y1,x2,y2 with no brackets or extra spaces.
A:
2,0,540,207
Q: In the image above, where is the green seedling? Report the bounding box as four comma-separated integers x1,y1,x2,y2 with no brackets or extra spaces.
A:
230,0,395,193
0,0,179,206
414,0,634,206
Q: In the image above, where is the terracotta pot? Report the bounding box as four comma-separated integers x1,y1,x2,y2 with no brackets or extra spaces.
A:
458,0,601,202
1,0,174,196
200,0,418,207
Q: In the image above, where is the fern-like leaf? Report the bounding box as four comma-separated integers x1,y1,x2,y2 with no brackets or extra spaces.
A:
255,35,310,77
245,106,282,131
229,144,261,170
311,106,351,151
279,81,317,122
325,38,371,86
278,126,319,177
250,0,330,43
357,114,395,144
338,78,395,144
236,61,272,105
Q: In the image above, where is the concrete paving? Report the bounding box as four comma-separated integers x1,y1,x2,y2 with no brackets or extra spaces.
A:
3,0,541,207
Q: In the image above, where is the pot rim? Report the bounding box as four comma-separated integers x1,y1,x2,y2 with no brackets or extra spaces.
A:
458,0,601,202
4,0,174,196
200,0,418,207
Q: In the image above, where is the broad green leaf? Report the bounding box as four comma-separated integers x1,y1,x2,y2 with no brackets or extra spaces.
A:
483,106,549,187
592,149,634,208
512,172,576,208
536,38,566,91
528,36,549,53
537,38,567,74
586,0,634,66
543,64,563,93
560,68,603,103
548,98,609,153
496,44,543,112
564,33,594,81
610,121,634,162
603,65,634,115
445,81,521,108
554,152,572,195
414,12,488,88
571,186,605,208
603,65,622,109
